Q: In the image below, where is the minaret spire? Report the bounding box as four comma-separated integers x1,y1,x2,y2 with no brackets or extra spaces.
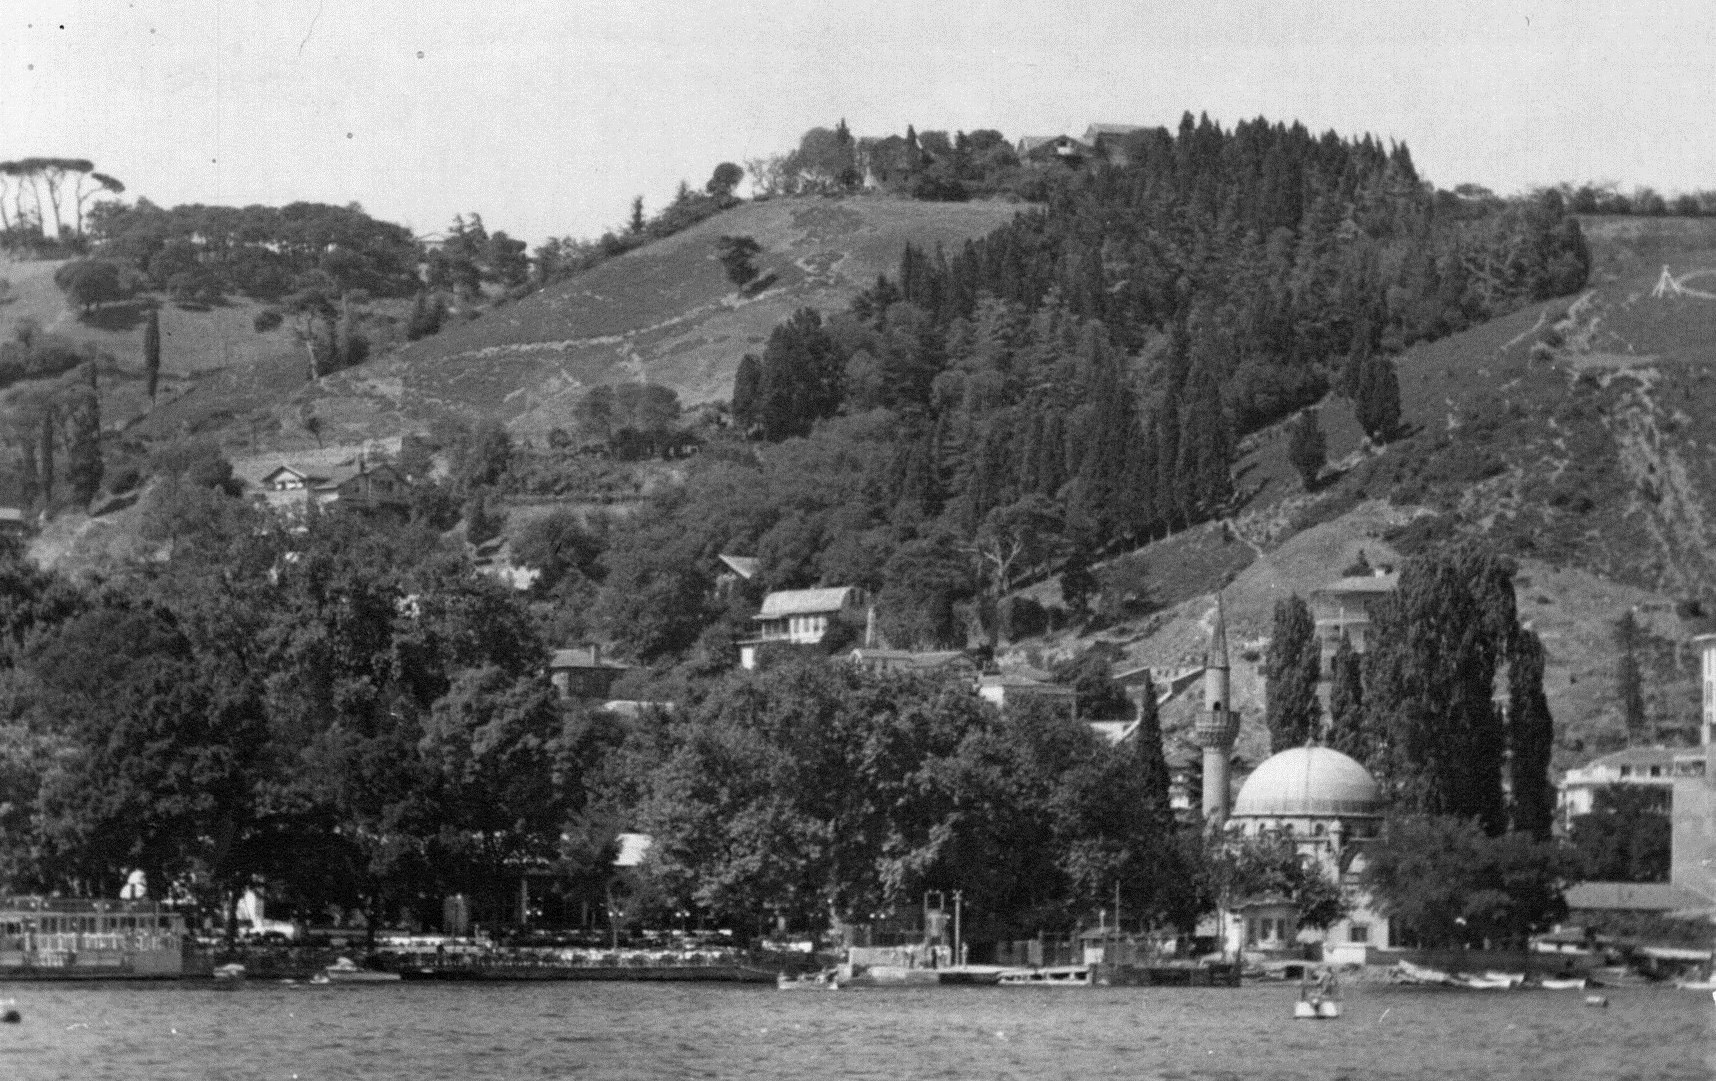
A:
1196,592,1240,825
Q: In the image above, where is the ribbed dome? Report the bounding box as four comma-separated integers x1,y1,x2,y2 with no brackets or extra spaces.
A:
1231,747,1382,818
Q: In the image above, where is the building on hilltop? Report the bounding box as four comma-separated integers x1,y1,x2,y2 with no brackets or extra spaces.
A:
977,669,1078,716
848,648,976,679
1016,134,1089,165
738,586,866,670
259,460,410,518
1082,124,1149,165
1308,569,1398,666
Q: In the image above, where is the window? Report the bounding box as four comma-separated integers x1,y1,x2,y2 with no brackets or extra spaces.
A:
1649,766,1661,777
1349,924,1369,944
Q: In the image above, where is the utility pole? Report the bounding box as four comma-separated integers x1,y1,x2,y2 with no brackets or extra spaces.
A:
952,890,963,968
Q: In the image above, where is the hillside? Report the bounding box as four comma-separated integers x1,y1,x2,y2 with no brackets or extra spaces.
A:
1008,216,1716,770
264,197,1025,447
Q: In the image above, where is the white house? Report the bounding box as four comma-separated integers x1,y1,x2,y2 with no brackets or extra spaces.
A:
738,586,865,669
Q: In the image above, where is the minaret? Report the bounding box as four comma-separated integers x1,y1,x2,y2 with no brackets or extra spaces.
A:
1195,594,1241,825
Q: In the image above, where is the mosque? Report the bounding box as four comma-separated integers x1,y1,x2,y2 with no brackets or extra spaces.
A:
1194,598,1395,963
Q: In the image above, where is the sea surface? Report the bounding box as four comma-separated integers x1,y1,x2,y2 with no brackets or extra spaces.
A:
0,980,1709,1080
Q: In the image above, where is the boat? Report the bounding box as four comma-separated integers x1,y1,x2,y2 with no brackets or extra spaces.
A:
320,957,401,984
212,963,247,981
0,897,185,980
1453,973,1518,990
0,998,18,1024
1390,960,1455,986
776,969,839,991
997,965,1090,987
1538,977,1588,991
1294,969,1342,1019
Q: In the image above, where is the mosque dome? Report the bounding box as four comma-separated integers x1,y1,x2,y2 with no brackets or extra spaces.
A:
1230,746,1382,818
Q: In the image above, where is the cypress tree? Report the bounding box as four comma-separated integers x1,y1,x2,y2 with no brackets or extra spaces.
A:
1615,611,1647,744
143,307,161,403
1356,356,1401,441
1286,407,1326,490
1507,629,1556,839
1362,546,1507,832
731,353,761,433
1264,594,1321,752
1326,633,1369,760
1131,672,1174,832
65,366,103,504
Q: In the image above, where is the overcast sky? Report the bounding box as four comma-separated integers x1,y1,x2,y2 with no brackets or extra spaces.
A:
5,1,1714,245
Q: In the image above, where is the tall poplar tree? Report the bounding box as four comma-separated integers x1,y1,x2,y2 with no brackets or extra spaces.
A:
1326,633,1370,761
1614,611,1647,744
143,307,161,403
1506,629,1556,839
1362,544,1508,832
1264,594,1321,752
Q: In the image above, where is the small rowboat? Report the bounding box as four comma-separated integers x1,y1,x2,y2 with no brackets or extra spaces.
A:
998,965,1090,987
776,970,839,991
1538,977,1587,991
320,957,401,984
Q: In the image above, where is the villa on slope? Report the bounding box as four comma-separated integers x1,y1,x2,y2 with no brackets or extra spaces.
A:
260,460,410,517
738,586,866,670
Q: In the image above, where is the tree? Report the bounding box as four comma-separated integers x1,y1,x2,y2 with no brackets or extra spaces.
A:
730,354,761,434
1362,544,1509,831
53,260,130,314
755,307,843,441
1264,595,1320,752
512,509,603,594
143,307,161,402
629,196,645,235
1363,814,1576,949
61,369,102,505
1355,356,1401,441
1286,408,1326,489
1506,629,1556,839
1568,786,1670,883
717,235,762,288
1614,611,1647,744
1205,831,1349,932
73,169,123,236
707,162,744,198
1325,633,1369,760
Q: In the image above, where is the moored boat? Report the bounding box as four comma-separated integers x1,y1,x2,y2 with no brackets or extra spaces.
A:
321,956,401,984
776,969,839,990
1537,977,1587,990
997,965,1090,987
212,962,247,981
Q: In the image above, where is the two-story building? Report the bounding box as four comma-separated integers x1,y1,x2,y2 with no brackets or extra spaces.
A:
738,587,866,670
549,646,629,701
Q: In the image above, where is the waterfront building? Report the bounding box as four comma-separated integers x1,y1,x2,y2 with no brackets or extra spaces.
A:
0,897,185,978
1558,746,1692,827
1668,634,1716,913
1220,746,1393,964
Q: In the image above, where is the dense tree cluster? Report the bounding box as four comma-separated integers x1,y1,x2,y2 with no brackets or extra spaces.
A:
88,200,421,302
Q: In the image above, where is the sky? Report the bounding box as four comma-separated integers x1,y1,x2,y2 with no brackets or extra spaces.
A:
4,1,1716,246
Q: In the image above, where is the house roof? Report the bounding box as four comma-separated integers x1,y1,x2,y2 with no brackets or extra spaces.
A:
1084,123,1147,139
718,554,759,580
758,587,859,619
1563,882,1709,912
979,672,1077,696
0,507,25,523
1313,573,1399,596
262,465,316,484
550,647,628,671
1571,746,1683,772
849,648,969,670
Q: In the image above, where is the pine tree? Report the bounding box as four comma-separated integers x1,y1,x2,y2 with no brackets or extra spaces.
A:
1507,629,1556,839
1286,407,1326,490
1326,633,1369,760
629,196,645,235
143,307,161,403
1264,594,1321,752
1615,611,1647,744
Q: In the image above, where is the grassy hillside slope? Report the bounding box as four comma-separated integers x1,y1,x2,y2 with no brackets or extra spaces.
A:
307,197,1025,442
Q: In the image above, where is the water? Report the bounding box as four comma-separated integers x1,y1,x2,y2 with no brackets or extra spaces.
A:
0,981,1709,1080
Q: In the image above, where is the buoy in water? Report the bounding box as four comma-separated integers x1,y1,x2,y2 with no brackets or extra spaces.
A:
1,1008,20,1023
1583,994,1609,1008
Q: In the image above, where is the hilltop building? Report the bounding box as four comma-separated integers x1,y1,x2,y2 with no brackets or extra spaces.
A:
978,669,1079,716
738,586,865,670
1308,569,1397,668
260,460,410,518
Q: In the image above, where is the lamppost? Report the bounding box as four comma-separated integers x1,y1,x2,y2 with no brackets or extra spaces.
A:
952,891,964,968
